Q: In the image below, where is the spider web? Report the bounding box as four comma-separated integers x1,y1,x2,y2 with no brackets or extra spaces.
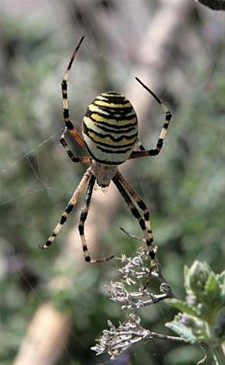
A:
1,132,58,202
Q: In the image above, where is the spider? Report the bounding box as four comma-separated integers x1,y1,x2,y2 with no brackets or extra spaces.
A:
41,36,172,269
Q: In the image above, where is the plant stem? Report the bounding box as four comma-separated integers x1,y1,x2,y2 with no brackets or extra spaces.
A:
210,344,225,365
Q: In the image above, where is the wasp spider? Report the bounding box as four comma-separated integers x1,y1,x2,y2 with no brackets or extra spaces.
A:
41,36,172,269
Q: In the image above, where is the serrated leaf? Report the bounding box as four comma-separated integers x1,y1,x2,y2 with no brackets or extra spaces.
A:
166,320,198,344
167,298,201,317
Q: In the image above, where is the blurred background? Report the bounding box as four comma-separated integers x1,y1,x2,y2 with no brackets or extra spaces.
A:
0,1,224,364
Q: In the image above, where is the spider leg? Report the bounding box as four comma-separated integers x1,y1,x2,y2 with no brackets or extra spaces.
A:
129,77,172,159
41,168,92,249
135,139,146,151
60,127,92,164
112,171,157,269
78,174,114,263
61,36,87,148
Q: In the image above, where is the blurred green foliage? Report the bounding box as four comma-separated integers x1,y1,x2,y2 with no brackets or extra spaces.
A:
0,2,224,365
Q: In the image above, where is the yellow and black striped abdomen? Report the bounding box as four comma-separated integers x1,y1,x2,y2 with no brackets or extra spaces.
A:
82,92,138,165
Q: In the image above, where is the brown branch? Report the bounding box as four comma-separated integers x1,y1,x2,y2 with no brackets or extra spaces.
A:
13,303,70,365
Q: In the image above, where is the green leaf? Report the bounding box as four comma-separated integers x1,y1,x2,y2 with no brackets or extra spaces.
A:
187,261,211,302
168,298,201,317
166,313,209,343
184,265,192,295
205,272,218,294
217,271,225,306
202,272,221,307
166,318,198,344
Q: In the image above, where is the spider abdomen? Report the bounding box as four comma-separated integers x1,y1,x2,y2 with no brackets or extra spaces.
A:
82,92,138,165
